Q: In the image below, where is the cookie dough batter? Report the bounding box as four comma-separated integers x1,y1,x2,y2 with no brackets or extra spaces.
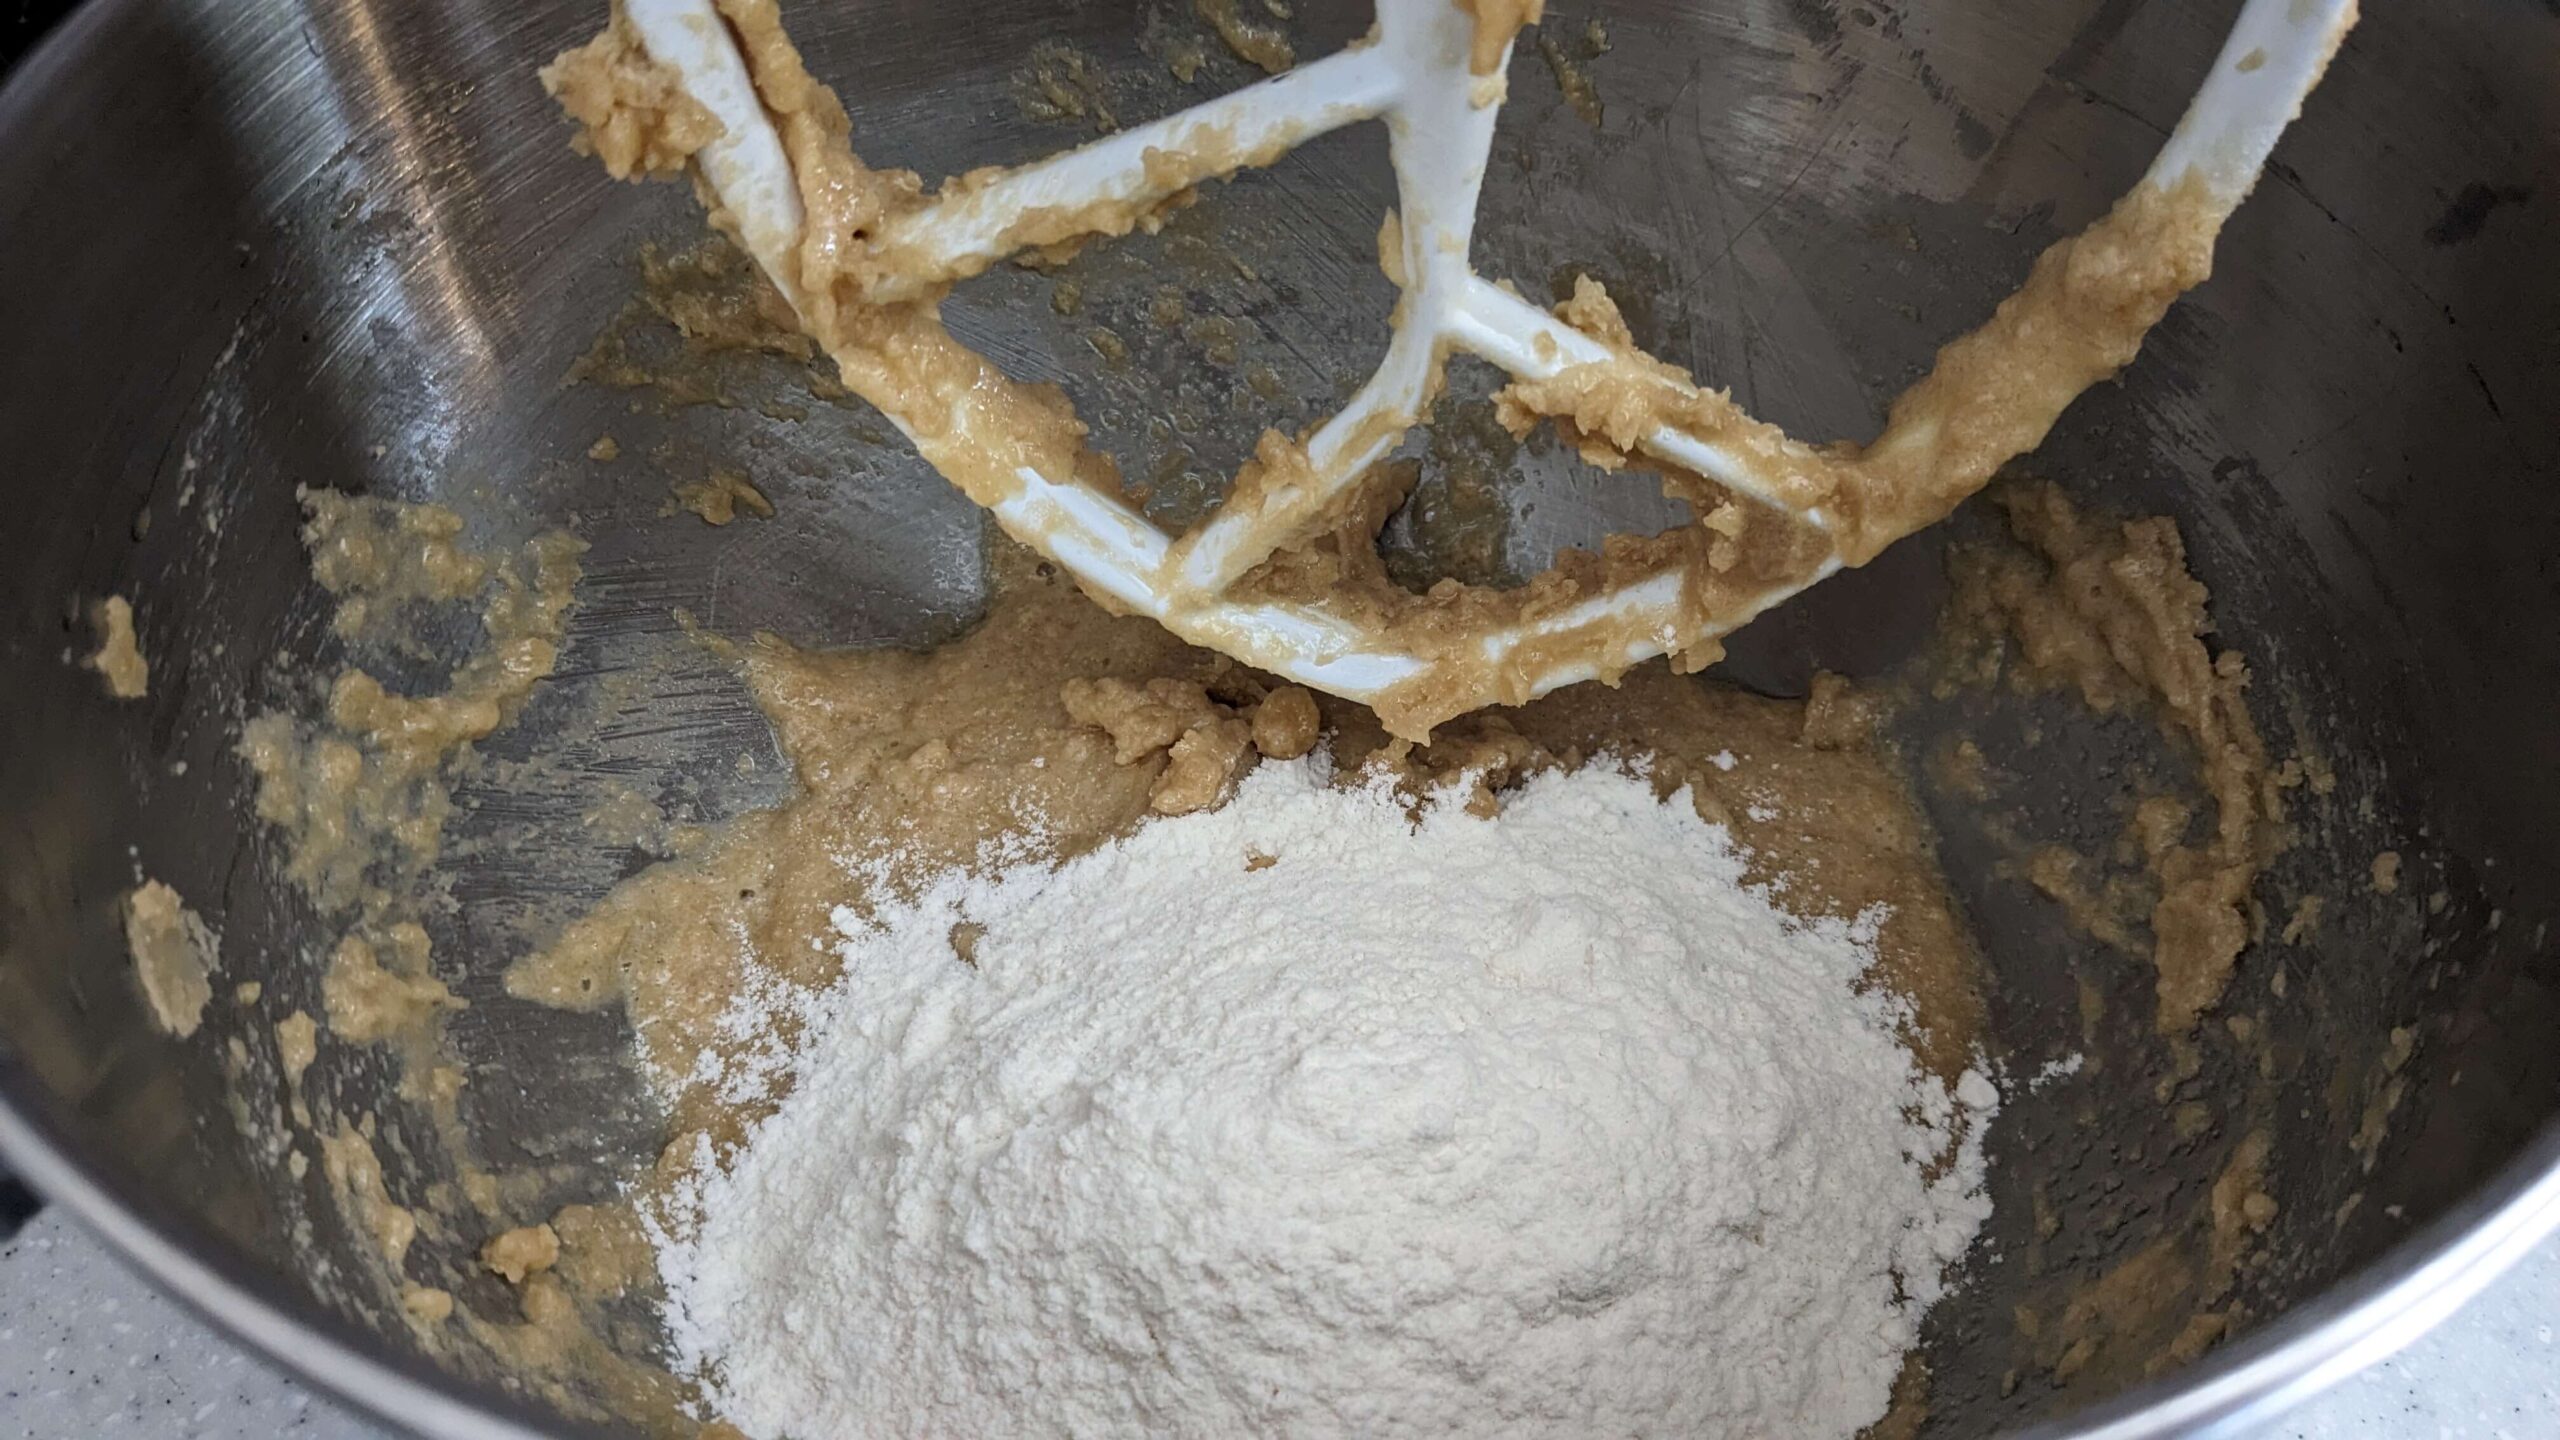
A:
87,594,148,699
218,10,2327,1409
508,545,1989,1180
1948,482,2287,1032
121,878,216,1037
225,470,2305,1438
542,0,2237,740
667,469,773,526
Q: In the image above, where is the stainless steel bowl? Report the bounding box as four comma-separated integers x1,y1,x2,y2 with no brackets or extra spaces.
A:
2,1,2555,1436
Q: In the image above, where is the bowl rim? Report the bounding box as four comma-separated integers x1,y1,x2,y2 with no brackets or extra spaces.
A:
4,0,2556,1436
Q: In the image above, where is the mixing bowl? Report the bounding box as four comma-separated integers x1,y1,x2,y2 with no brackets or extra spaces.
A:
2,1,2555,1436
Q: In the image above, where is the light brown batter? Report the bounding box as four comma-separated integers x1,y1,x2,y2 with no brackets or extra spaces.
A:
542,1,2240,742
1498,177,2222,563
121,878,216,1037
1534,23,1605,127
2023,1123,2282,1394
2369,849,2402,894
201,53,2317,1432
483,1223,564,1285
323,927,461,1046
315,1121,451,1330
1014,41,1120,132
86,594,149,699
1193,0,1295,75
210,15,2339,1420
229,495,700,1430
667,469,774,525
233,490,579,1141
1946,481,2287,1033
205,471,1995,1435
225,444,2306,1437
537,11,722,183
1454,0,1547,76
240,491,582,918
507,545,1989,1182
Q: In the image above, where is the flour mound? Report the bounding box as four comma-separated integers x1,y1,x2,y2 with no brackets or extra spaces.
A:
658,760,1995,1439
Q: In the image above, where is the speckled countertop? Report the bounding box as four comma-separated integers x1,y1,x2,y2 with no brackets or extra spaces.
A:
0,1202,2551,1440
0,1208,367,1439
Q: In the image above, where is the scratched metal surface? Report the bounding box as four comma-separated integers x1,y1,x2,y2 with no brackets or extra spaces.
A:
0,1,2555,1436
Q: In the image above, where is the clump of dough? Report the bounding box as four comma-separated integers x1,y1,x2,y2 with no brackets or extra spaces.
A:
1249,684,1321,760
1060,677,1325,815
1454,0,1546,75
1061,678,1220,764
484,1223,565,1286
302,493,490,639
324,927,463,1046
2368,850,2401,895
668,470,775,526
1800,672,1879,751
538,9,722,181
402,1287,456,1324
1372,712,1556,817
1152,715,1256,815
122,880,217,1037
276,1011,320,1083
87,595,149,700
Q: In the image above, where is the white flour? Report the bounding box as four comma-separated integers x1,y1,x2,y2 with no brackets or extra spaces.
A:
657,759,1996,1439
